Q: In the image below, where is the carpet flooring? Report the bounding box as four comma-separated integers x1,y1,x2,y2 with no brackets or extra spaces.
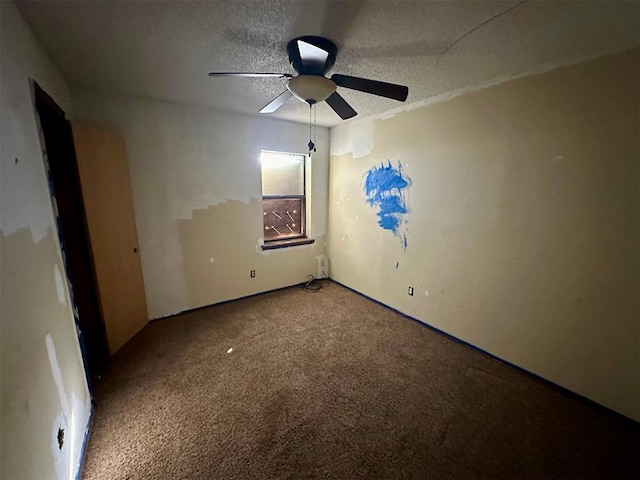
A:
82,281,639,479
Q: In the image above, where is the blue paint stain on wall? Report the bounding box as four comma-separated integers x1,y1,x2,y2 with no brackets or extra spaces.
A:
363,161,412,249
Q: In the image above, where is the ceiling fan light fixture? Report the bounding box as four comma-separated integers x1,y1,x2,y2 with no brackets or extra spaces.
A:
287,75,336,104
209,35,408,120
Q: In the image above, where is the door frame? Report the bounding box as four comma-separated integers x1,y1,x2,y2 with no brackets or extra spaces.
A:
31,81,109,391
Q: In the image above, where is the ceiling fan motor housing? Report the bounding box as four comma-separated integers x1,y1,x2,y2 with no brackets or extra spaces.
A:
287,36,337,75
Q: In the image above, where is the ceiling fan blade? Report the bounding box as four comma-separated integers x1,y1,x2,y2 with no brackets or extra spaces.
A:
325,92,357,120
331,74,408,102
297,39,329,71
259,90,293,114
208,72,292,78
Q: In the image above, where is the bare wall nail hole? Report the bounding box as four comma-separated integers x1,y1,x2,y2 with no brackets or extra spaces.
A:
57,427,64,449
15,157,19,164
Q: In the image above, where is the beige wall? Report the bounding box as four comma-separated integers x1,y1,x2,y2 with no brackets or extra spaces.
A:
328,49,640,421
70,88,329,319
1,2,92,478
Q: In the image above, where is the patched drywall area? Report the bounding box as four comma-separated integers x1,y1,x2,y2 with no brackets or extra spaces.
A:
179,198,325,307
1,229,93,480
70,88,329,317
328,49,639,421
1,4,70,241
1,3,92,478
1,230,91,480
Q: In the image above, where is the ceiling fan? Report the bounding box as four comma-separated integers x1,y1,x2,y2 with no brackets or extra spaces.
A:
208,36,409,120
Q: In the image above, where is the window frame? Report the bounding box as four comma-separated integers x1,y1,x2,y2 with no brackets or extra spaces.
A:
260,150,314,250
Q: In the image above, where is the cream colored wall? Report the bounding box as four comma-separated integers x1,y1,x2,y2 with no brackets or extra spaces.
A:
70,87,329,319
328,49,639,421
1,2,92,479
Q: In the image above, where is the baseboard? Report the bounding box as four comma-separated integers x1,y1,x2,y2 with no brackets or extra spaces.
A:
75,405,94,480
151,280,314,321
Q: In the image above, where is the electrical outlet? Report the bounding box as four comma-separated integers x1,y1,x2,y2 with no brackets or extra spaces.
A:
408,286,414,296
250,270,256,278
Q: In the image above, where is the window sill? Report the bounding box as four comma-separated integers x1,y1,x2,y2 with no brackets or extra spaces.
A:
261,237,315,250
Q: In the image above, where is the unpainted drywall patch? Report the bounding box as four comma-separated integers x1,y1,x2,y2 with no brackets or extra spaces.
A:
45,335,92,480
315,254,327,278
254,237,266,254
45,335,69,414
44,335,91,479
46,334,70,480
330,118,374,158
1,104,55,243
54,265,66,306
69,391,91,474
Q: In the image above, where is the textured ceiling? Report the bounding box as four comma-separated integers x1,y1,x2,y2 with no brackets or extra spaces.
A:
15,0,640,127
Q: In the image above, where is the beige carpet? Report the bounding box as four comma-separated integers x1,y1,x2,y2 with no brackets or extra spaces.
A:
82,281,639,479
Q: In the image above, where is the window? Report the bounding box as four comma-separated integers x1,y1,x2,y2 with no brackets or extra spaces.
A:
260,150,314,249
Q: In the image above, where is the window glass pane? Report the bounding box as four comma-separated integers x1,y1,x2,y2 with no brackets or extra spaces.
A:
261,151,304,196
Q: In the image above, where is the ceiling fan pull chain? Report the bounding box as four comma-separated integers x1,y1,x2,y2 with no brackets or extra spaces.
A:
313,105,317,152
308,104,315,155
